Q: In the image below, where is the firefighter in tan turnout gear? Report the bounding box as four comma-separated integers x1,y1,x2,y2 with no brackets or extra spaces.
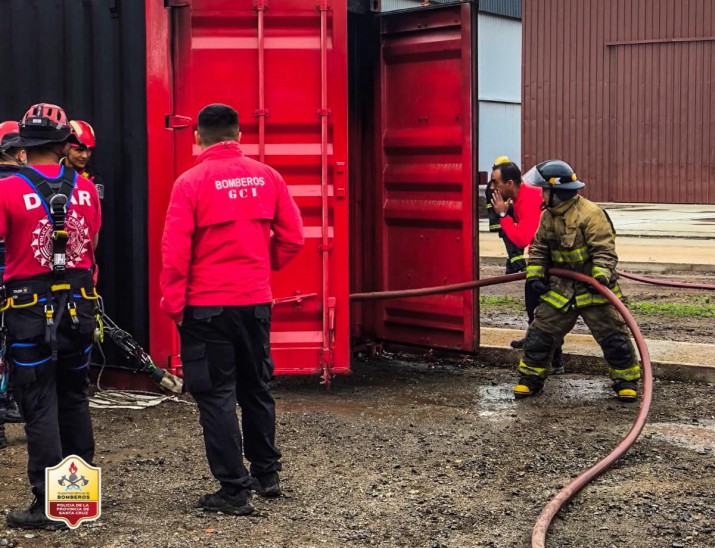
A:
512,160,641,402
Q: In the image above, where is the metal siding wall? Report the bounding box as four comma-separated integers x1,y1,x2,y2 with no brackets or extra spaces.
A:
478,102,521,172
523,0,715,204
478,13,521,171
0,1,148,344
478,14,521,101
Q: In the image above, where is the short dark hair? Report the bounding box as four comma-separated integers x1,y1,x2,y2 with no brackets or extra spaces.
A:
197,104,240,146
494,161,522,186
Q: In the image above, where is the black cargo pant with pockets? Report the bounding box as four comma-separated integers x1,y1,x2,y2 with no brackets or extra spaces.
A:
5,274,97,500
179,304,281,494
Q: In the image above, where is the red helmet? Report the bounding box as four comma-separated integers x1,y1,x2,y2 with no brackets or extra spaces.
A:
0,121,21,152
18,103,78,147
69,120,96,149
0,121,19,141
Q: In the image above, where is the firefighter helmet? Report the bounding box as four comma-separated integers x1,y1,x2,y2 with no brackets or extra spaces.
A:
18,103,79,147
522,160,584,190
492,155,510,169
69,120,96,149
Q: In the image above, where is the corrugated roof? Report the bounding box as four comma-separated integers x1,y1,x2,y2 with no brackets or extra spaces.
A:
479,0,521,20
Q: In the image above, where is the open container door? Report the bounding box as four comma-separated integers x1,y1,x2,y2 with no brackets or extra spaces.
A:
148,0,349,380
374,3,478,351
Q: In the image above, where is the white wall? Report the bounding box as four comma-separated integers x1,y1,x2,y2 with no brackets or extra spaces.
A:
477,13,522,172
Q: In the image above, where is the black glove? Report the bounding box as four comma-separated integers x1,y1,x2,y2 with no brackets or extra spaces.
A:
587,274,610,294
526,277,550,297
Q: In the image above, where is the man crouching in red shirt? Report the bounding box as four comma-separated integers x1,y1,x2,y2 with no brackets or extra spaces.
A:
1,104,101,529
161,104,304,515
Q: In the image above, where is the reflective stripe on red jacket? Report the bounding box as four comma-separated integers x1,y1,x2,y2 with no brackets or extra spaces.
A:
160,141,304,323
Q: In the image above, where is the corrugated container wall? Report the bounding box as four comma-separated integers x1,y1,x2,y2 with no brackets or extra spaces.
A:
0,2,149,346
523,0,715,204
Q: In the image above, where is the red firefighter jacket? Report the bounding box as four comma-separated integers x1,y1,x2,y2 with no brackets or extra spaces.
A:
160,141,304,323
498,182,543,249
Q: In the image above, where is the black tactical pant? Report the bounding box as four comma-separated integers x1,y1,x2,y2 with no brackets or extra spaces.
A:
6,317,95,499
179,304,281,494
485,183,526,273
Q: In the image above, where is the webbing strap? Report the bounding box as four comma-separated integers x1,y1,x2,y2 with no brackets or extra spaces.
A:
19,167,76,275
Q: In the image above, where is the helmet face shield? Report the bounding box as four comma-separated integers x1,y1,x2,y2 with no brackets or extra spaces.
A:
522,166,547,187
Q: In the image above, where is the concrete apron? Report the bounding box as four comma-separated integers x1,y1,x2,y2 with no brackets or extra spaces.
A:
479,327,715,385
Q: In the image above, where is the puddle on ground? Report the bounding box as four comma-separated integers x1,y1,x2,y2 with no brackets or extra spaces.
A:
646,421,715,453
476,379,612,421
477,384,517,421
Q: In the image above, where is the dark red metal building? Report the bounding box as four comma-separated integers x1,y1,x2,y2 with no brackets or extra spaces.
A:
523,0,715,204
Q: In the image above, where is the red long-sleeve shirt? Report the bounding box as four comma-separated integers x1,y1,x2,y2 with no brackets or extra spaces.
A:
160,141,304,323
499,182,543,249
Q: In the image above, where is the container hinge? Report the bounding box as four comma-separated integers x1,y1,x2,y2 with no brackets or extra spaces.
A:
165,115,192,129
317,108,332,118
254,109,270,118
255,0,268,10
320,297,337,386
165,0,191,7
317,0,331,11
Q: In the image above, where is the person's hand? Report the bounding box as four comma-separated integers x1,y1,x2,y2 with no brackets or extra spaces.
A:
490,190,511,217
587,274,610,294
526,277,550,296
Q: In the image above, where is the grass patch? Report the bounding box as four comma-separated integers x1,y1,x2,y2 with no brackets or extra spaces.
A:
479,296,520,306
628,301,715,318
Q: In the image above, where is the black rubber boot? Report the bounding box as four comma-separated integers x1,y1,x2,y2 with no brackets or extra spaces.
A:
513,375,544,399
6,498,67,530
613,381,639,403
252,472,281,498
198,488,254,515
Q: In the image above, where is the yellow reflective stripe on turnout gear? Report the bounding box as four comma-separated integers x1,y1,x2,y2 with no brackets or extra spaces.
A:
591,266,611,280
541,290,570,309
518,359,548,378
550,246,590,264
609,364,641,381
574,284,623,307
510,254,525,264
489,223,501,230
526,265,545,279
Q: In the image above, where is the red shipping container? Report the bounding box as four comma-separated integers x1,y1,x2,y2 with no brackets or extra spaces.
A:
146,0,478,380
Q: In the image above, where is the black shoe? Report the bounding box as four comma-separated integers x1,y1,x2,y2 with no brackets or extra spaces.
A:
1,400,23,423
510,338,525,349
198,488,254,515
6,498,67,530
251,472,281,498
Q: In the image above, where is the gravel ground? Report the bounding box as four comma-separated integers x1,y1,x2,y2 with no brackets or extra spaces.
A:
0,354,713,548
0,266,712,547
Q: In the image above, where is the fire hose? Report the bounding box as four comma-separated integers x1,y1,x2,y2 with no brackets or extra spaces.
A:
351,269,653,548
617,269,715,290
